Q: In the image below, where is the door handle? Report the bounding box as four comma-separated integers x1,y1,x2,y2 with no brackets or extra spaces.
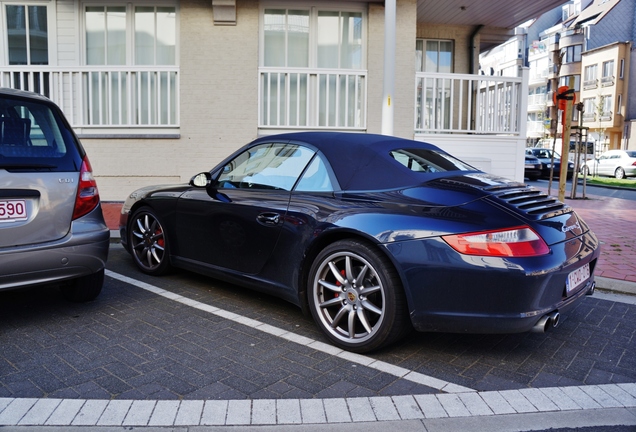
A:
257,212,280,226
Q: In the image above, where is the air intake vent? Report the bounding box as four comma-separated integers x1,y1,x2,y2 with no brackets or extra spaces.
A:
486,185,571,220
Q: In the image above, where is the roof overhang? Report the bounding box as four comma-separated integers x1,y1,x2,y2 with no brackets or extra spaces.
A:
415,0,571,51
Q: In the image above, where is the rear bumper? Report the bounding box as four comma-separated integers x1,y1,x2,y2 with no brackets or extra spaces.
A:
0,208,109,291
384,229,600,334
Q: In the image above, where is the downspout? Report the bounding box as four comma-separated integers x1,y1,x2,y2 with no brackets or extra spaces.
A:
470,25,484,74
381,0,396,136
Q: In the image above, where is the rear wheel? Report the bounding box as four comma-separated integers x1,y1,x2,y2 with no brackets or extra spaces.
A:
615,167,626,179
308,239,409,353
60,269,104,302
129,207,171,275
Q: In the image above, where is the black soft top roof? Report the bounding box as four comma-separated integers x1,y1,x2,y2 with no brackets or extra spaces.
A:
251,132,476,191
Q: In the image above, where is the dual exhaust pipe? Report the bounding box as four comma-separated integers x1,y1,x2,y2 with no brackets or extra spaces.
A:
531,311,560,333
531,281,596,333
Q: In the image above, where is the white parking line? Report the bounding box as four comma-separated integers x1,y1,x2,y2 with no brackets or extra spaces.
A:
105,270,474,393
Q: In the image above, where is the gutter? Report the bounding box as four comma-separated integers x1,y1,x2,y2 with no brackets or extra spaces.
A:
470,25,484,74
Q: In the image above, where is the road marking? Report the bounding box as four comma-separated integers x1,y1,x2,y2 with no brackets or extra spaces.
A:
105,270,475,394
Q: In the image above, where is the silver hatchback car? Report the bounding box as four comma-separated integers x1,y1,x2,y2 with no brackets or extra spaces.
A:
0,88,109,301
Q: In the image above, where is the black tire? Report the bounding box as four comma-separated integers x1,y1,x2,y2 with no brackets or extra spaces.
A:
615,167,625,179
527,175,539,181
128,207,172,275
307,239,410,353
60,269,104,302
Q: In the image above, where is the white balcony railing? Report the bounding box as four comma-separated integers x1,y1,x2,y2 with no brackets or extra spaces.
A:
1,66,179,129
528,93,547,107
259,67,366,130
414,71,526,135
527,120,548,136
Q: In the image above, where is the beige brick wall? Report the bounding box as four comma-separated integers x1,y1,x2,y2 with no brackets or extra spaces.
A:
86,0,260,202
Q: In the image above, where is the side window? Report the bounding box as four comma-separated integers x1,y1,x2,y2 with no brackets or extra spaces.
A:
217,143,315,191
295,155,334,192
389,148,474,173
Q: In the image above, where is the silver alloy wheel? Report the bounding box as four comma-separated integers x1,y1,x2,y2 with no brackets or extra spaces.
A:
615,167,625,179
312,251,386,345
130,210,166,272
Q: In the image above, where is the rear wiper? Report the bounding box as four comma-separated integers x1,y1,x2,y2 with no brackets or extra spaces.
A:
0,163,57,170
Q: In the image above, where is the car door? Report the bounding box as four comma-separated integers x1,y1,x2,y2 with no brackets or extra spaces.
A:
596,152,612,176
175,142,316,275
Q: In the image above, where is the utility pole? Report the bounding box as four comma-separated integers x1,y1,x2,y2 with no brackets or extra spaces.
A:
553,78,576,202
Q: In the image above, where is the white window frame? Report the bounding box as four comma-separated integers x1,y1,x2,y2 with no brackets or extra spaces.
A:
0,2,58,66
258,1,368,130
602,60,614,78
259,1,367,70
80,1,180,67
602,94,612,118
416,38,454,73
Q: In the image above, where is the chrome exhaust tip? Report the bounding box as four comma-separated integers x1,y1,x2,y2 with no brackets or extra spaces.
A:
531,315,550,333
586,281,596,296
548,311,560,328
531,311,560,333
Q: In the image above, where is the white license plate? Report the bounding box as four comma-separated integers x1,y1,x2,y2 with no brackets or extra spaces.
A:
566,263,590,294
0,199,28,223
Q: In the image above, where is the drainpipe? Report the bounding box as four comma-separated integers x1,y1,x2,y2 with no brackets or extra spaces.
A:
381,0,396,136
470,25,484,74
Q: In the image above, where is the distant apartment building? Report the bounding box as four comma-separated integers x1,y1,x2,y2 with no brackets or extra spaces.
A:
481,0,635,151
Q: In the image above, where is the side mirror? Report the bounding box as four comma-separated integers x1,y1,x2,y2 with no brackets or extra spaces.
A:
190,172,212,188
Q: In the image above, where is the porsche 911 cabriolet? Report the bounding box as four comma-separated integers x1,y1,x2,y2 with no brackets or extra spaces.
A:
120,132,599,353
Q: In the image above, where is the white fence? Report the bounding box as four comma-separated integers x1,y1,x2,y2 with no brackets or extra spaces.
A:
1,66,179,129
414,70,528,136
259,67,366,130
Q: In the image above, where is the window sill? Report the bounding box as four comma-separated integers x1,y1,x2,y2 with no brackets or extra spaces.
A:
74,127,180,139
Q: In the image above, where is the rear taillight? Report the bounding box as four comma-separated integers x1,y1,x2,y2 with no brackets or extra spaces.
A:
72,156,100,220
442,226,550,257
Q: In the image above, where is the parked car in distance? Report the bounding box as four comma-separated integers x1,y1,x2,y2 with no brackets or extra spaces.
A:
525,148,574,179
120,132,600,353
0,88,109,301
524,154,543,181
582,150,636,179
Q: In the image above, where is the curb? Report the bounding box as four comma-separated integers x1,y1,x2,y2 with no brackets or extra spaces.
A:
595,276,636,296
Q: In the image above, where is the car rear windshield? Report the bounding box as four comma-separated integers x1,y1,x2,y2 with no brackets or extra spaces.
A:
389,148,475,173
0,96,82,172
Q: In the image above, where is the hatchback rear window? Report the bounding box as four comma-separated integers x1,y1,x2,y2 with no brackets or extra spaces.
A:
0,96,82,172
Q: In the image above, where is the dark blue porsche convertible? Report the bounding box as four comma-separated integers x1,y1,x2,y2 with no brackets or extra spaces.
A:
120,132,600,353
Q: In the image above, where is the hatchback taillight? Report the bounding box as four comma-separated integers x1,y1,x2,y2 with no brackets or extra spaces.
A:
72,156,100,220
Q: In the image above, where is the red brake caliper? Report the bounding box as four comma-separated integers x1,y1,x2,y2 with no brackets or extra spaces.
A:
335,269,345,298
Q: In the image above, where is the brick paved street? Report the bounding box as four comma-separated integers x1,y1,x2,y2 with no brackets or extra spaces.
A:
1,182,635,429
1,243,635,402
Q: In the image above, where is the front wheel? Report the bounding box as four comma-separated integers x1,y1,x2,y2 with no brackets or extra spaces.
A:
308,240,409,353
581,166,590,177
615,167,626,179
129,207,172,275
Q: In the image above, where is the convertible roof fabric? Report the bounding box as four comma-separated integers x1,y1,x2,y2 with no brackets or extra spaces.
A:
251,132,466,191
